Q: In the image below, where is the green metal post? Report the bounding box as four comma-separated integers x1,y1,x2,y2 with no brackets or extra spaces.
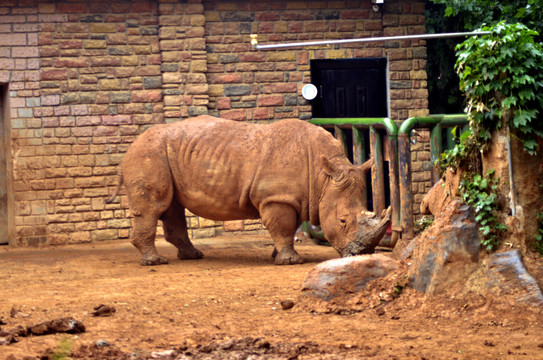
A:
352,127,366,165
369,126,385,216
398,132,415,239
430,124,443,184
334,125,349,157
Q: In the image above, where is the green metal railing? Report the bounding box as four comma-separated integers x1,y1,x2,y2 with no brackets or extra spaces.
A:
310,114,468,246
310,117,401,247
398,114,468,238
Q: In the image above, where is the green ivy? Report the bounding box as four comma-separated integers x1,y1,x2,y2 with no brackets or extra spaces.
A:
455,22,543,155
459,170,507,251
439,128,482,175
415,215,434,233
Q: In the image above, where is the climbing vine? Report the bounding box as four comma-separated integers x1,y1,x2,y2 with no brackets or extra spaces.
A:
455,22,543,155
459,170,507,251
437,22,543,251
439,130,506,252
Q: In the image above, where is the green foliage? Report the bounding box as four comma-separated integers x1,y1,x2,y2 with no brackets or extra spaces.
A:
432,0,543,37
438,128,482,175
535,212,543,255
455,22,543,154
415,215,434,233
459,170,507,251
426,0,543,116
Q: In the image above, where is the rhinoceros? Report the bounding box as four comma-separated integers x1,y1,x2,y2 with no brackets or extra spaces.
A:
108,115,391,265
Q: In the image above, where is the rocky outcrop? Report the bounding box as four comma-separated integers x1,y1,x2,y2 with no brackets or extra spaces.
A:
484,250,543,306
408,199,480,294
407,170,543,306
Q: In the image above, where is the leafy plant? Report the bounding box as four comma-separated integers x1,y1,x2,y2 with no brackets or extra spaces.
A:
535,212,543,255
415,215,434,233
431,0,543,38
459,170,507,251
455,22,543,155
438,127,482,175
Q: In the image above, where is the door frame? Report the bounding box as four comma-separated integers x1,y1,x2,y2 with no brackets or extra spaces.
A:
309,57,390,118
0,84,15,245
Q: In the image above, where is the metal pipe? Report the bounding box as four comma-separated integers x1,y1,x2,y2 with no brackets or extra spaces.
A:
398,133,415,239
310,117,398,135
251,31,491,50
398,114,468,134
370,127,386,216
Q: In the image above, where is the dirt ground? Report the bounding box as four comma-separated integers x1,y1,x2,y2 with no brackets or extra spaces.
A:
1,234,543,360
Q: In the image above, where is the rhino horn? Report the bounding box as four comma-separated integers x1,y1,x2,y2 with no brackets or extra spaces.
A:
342,207,392,257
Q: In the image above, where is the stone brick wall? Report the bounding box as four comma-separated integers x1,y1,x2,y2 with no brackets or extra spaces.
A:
203,0,428,121
0,0,430,247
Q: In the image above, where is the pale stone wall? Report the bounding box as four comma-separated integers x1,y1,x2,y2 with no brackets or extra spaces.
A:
0,0,430,246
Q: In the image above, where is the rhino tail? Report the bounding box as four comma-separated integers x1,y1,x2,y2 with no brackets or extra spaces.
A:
105,173,123,204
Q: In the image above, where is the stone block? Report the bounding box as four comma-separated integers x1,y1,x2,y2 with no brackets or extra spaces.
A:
90,23,117,33
84,39,107,49
91,229,118,241
302,254,399,301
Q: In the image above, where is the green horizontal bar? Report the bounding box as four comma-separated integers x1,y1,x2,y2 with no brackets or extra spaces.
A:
310,117,398,135
398,114,468,134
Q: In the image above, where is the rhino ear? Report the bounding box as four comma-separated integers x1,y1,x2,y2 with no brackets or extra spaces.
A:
321,156,344,181
358,157,374,175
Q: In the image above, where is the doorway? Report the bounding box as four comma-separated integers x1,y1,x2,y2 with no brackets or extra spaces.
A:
310,58,389,212
310,58,388,118
0,84,13,245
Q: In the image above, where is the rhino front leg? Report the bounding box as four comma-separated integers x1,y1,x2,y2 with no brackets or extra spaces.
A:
161,201,203,261
261,203,303,265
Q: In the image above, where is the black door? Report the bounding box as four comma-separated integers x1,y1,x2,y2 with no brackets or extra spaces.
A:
310,58,387,118
310,58,389,212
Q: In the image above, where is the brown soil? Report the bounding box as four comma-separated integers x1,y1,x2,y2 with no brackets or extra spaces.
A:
1,234,543,359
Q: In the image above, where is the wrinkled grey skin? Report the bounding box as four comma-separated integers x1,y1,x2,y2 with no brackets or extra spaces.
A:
108,115,391,265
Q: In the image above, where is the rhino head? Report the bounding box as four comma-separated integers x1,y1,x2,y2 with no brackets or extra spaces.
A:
318,156,391,257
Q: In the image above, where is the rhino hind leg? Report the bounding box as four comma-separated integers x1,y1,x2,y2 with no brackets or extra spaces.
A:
130,212,169,266
161,201,203,261
261,203,303,265
124,159,174,266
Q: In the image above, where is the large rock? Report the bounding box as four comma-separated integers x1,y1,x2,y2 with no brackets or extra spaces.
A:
408,199,480,294
484,250,543,306
301,254,398,301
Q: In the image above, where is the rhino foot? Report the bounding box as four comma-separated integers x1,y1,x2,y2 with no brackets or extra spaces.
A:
140,254,169,266
177,248,204,260
274,247,304,265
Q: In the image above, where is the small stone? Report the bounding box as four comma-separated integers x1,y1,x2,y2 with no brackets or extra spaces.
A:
91,304,116,317
96,339,110,347
280,300,295,310
151,349,174,358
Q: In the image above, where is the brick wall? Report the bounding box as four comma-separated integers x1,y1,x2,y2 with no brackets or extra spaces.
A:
0,0,430,247
203,0,428,121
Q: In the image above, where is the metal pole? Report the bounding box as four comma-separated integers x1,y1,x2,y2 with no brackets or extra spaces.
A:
250,31,491,50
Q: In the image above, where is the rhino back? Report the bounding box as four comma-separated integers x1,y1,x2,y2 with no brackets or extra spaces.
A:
140,116,343,221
